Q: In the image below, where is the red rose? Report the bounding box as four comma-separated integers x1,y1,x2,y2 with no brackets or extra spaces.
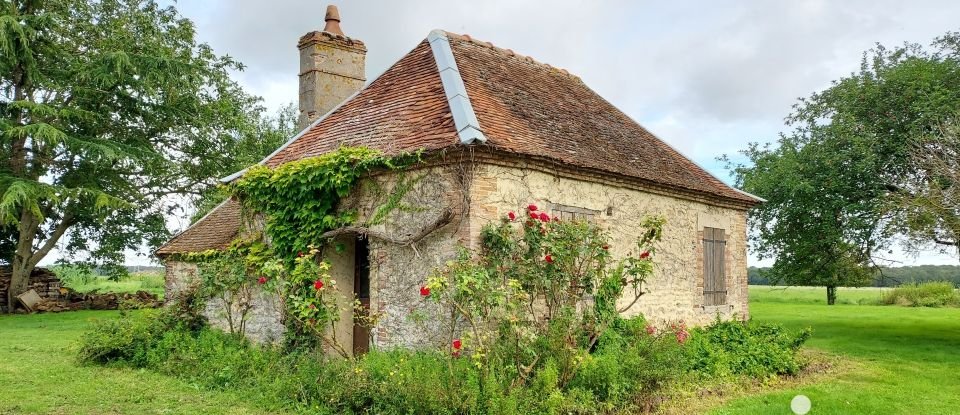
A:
538,212,550,222
257,276,267,285
645,325,656,335
297,251,304,258
420,286,431,297
602,245,609,250
508,211,516,221
308,303,316,309
545,254,553,263
527,204,538,212
452,339,462,350
676,330,689,344
313,279,324,290
452,350,461,358
639,251,650,259
529,212,539,220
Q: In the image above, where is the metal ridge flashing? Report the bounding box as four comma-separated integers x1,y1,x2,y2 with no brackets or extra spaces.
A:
427,29,487,145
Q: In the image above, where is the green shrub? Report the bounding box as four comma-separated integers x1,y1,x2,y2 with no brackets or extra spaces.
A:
685,318,811,379
76,309,169,366
881,281,960,307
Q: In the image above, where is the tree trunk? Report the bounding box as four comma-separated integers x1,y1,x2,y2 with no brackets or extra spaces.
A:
8,210,38,313
826,285,837,305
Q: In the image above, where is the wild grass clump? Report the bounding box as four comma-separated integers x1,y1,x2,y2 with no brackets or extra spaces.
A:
881,281,960,307
77,310,810,414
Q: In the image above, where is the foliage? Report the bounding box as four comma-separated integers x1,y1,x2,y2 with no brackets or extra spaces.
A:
190,241,273,336
896,119,960,257
423,207,664,380
190,103,299,223
231,146,420,261
569,316,687,409
726,30,960,303
750,264,960,287
685,318,811,380
0,0,278,309
77,308,178,366
53,264,165,296
880,281,960,307
258,245,381,356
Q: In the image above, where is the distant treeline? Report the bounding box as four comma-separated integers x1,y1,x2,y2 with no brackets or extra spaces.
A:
749,265,960,287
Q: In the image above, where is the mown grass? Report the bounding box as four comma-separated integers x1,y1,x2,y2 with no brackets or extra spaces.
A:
0,311,283,415
712,287,960,414
2,288,958,414
749,285,890,305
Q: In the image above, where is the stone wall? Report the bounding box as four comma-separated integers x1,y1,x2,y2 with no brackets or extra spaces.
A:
164,260,285,344
163,158,749,347
162,164,468,351
344,165,469,350
469,163,750,326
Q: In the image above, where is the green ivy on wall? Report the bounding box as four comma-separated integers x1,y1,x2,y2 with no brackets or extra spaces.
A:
230,146,421,261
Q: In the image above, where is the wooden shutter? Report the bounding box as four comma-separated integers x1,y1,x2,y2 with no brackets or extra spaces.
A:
551,204,598,223
702,227,727,306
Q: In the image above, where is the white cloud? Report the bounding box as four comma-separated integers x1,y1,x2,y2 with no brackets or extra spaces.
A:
100,0,960,266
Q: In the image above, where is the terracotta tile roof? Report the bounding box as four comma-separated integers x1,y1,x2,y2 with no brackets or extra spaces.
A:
264,30,758,204
158,29,760,256
155,199,241,256
445,33,756,204
264,40,458,167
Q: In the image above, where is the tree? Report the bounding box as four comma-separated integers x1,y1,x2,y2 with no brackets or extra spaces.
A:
895,119,960,256
189,103,296,223
0,0,266,310
727,30,960,304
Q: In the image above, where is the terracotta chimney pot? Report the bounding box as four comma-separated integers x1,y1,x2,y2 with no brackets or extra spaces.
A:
323,5,344,35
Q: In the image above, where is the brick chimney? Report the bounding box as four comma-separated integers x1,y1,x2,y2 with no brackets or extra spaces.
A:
297,5,366,129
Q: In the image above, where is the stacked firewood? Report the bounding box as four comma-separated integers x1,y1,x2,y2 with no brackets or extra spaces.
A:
32,288,162,312
1,266,162,312
0,267,61,312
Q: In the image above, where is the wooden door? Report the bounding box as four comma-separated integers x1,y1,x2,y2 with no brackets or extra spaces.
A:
352,237,371,355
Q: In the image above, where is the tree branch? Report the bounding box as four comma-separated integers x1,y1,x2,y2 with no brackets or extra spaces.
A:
27,213,77,270
933,238,958,247
319,209,453,246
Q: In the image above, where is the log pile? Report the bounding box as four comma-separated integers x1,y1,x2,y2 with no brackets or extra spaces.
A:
1,266,162,312
32,289,162,312
0,267,61,312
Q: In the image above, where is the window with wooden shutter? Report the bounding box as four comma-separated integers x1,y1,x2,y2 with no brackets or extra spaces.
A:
702,227,727,306
550,204,598,222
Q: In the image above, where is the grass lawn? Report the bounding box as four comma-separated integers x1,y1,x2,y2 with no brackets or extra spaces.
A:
2,287,958,414
711,286,960,414
748,285,891,305
0,311,283,415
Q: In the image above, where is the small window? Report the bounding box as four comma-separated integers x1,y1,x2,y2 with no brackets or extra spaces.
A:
551,204,599,222
702,227,727,306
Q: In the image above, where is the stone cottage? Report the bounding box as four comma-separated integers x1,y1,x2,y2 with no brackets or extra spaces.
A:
155,6,762,352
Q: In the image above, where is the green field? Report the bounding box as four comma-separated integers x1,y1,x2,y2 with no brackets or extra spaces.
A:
710,286,960,414
1,286,958,414
748,285,891,305
58,271,166,297
0,311,277,415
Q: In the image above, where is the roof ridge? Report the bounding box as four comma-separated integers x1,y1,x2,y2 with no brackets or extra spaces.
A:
427,30,486,145
440,30,582,83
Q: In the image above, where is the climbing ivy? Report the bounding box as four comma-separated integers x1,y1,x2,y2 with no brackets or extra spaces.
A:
230,146,421,260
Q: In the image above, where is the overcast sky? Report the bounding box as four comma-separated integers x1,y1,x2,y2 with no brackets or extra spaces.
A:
51,0,960,267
